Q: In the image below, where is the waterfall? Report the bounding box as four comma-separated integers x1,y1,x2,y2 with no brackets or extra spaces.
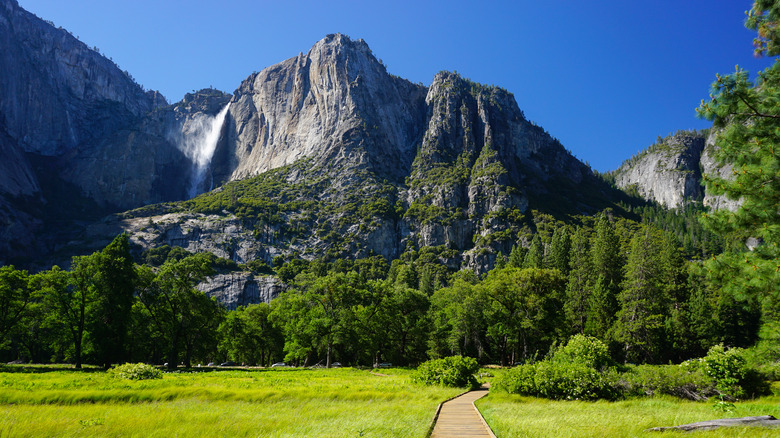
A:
178,102,231,198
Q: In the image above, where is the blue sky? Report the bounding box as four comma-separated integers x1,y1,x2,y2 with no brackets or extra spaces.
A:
18,0,773,172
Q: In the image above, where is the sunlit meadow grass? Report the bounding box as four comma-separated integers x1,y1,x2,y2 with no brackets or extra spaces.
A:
476,383,780,438
0,365,462,437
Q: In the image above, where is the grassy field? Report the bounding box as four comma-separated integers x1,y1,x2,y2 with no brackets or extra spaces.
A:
0,365,462,437
476,383,780,438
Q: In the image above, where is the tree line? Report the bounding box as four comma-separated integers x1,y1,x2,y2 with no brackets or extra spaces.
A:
0,210,759,369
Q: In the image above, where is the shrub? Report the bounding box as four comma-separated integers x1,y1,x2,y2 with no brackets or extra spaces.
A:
620,363,715,400
551,334,613,370
411,356,480,389
702,344,769,399
493,362,621,401
109,363,163,380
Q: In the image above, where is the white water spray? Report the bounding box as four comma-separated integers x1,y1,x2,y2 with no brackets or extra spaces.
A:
178,102,231,198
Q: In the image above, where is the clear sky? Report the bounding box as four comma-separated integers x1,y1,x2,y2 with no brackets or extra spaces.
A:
17,0,773,172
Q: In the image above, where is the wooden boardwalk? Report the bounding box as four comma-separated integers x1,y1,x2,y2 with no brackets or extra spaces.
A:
430,386,496,438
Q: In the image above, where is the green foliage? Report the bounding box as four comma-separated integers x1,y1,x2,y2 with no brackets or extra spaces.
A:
701,344,763,399
0,265,31,347
137,253,223,369
746,0,780,57
494,335,619,401
697,8,780,336
481,267,566,365
551,335,612,370
411,355,479,388
109,362,162,380
493,361,620,401
86,234,137,368
218,303,282,366
619,363,715,400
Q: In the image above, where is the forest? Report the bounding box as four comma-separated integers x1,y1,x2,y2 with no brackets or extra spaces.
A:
0,201,772,372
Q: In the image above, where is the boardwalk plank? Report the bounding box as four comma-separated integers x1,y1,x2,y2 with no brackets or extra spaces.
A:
430,387,495,438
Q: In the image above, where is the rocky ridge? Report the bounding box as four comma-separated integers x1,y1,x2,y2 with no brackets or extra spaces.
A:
101,36,623,277
609,130,740,211
610,132,706,208
1,2,654,306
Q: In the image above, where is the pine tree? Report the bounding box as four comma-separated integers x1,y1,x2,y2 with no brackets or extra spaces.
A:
546,225,571,274
508,244,526,268
697,0,780,339
523,234,544,269
586,213,622,339
564,227,591,334
585,275,612,340
590,213,623,290
613,226,668,364
494,252,507,270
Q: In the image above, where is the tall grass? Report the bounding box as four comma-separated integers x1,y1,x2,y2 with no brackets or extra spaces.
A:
0,366,462,437
476,383,780,438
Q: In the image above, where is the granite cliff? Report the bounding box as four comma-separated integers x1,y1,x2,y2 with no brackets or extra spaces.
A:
608,130,740,211
2,1,646,306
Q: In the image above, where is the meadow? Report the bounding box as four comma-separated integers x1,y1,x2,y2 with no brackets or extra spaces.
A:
0,365,462,437
3,365,779,437
476,384,780,438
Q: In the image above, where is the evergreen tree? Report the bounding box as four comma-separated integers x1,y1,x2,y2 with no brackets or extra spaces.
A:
564,227,591,334
697,0,780,340
546,225,571,274
684,264,719,357
585,275,612,340
590,213,623,291
523,234,544,269
586,213,622,340
613,226,668,363
494,252,507,270
507,244,526,268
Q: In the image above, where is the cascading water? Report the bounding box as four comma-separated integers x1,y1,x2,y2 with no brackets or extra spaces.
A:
177,102,231,198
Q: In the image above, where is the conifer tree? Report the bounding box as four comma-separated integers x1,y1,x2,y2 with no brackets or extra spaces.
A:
590,213,623,291
565,227,591,334
523,234,544,269
546,225,571,274
697,0,780,340
587,213,622,339
614,226,668,363
508,244,526,268
494,252,507,270
585,275,612,340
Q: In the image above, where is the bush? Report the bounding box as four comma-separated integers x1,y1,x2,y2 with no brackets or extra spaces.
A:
411,356,480,389
551,334,613,370
109,363,163,380
703,344,769,399
493,362,621,401
620,363,716,400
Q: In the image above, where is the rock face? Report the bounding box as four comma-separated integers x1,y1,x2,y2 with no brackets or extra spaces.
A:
2,2,626,277
0,0,159,157
86,36,615,275
700,131,741,212
213,33,427,184
610,132,706,209
609,130,743,211
0,0,243,262
197,273,284,310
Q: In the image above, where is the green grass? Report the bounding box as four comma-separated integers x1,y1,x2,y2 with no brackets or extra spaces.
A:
0,366,462,437
476,383,780,438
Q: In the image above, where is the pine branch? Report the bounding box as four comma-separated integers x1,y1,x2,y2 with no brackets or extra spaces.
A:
736,93,780,119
